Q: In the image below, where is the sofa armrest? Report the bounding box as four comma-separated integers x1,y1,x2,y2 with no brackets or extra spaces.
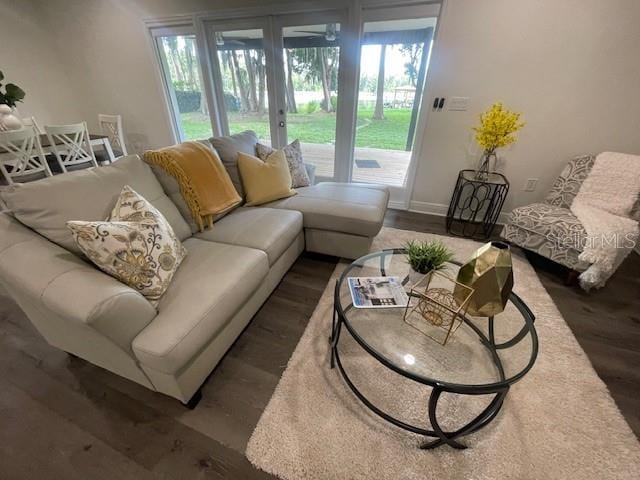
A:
0,213,157,352
304,163,316,185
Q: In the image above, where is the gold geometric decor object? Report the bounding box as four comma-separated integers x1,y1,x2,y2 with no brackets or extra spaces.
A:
454,241,514,317
403,270,474,346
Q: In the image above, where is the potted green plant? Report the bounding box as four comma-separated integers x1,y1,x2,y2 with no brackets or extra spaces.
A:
0,70,26,131
405,240,454,275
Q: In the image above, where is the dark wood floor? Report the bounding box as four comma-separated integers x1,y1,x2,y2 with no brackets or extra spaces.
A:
0,210,638,479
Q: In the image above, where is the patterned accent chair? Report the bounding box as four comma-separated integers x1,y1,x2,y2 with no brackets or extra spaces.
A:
502,155,640,273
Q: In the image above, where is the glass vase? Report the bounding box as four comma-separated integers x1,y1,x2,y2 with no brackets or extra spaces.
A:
475,151,497,181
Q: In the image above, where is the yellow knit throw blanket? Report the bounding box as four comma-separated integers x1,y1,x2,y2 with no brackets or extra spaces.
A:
143,142,241,231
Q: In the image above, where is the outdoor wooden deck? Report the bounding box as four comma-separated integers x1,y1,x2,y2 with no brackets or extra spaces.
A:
300,142,411,186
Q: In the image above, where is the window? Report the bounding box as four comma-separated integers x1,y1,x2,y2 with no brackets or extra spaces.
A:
154,29,212,141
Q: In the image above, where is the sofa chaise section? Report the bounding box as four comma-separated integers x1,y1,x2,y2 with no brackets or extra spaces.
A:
263,182,389,258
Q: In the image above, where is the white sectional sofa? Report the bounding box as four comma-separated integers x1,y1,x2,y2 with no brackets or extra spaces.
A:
0,134,389,407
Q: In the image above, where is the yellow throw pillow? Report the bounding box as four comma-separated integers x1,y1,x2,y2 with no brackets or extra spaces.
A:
237,150,297,206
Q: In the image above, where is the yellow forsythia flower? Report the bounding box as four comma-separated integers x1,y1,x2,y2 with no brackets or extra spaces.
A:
473,103,525,153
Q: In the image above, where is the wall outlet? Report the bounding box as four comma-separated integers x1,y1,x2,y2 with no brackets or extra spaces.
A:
524,178,539,192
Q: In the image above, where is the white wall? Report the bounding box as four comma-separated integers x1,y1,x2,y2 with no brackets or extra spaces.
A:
35,0,304,154
411,0,640,214
35,0,193,153
26,0,640,214
0,0,82,124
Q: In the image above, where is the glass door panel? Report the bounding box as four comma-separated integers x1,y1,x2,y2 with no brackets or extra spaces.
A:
281,23,341,178
156,33,212,141
353,18,435,186
214,28,271,143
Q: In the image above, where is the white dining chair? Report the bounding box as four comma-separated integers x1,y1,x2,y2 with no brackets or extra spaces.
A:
45,122,98,172
0,127,53,184
21,116,44,135
98,114,128,156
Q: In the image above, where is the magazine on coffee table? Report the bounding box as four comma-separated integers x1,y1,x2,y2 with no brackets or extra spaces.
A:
348,276,409,308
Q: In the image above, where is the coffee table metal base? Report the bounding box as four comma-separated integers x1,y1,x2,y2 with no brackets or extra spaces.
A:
330,284,532,449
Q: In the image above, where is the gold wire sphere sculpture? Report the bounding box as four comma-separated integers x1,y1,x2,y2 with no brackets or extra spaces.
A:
403,270,474,346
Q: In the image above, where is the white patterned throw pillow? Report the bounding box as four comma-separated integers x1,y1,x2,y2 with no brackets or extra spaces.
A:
67,186,186,303
256,139,310,188
109,185,186,260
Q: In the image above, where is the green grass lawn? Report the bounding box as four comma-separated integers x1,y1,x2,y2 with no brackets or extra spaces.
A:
181,107,412,151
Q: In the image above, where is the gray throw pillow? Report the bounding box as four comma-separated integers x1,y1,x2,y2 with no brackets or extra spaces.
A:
209,131,259,197
256,139,311,188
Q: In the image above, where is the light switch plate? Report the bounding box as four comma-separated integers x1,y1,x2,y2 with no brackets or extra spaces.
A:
448,96,470,111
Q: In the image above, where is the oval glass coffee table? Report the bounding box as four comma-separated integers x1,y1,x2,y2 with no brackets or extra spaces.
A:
330,248,538,449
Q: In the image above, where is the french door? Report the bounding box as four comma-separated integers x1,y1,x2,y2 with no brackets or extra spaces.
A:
204,11,347,181
205,17,277,146
272,11,348,180
353,12,435,189
351,3,438,207
198,2,439,203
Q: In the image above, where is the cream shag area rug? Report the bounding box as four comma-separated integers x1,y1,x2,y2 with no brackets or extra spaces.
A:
246,228,640,480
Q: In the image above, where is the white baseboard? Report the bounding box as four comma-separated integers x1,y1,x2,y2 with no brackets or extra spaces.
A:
403,200,511,225
387,200,406,210
407,200,450,217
